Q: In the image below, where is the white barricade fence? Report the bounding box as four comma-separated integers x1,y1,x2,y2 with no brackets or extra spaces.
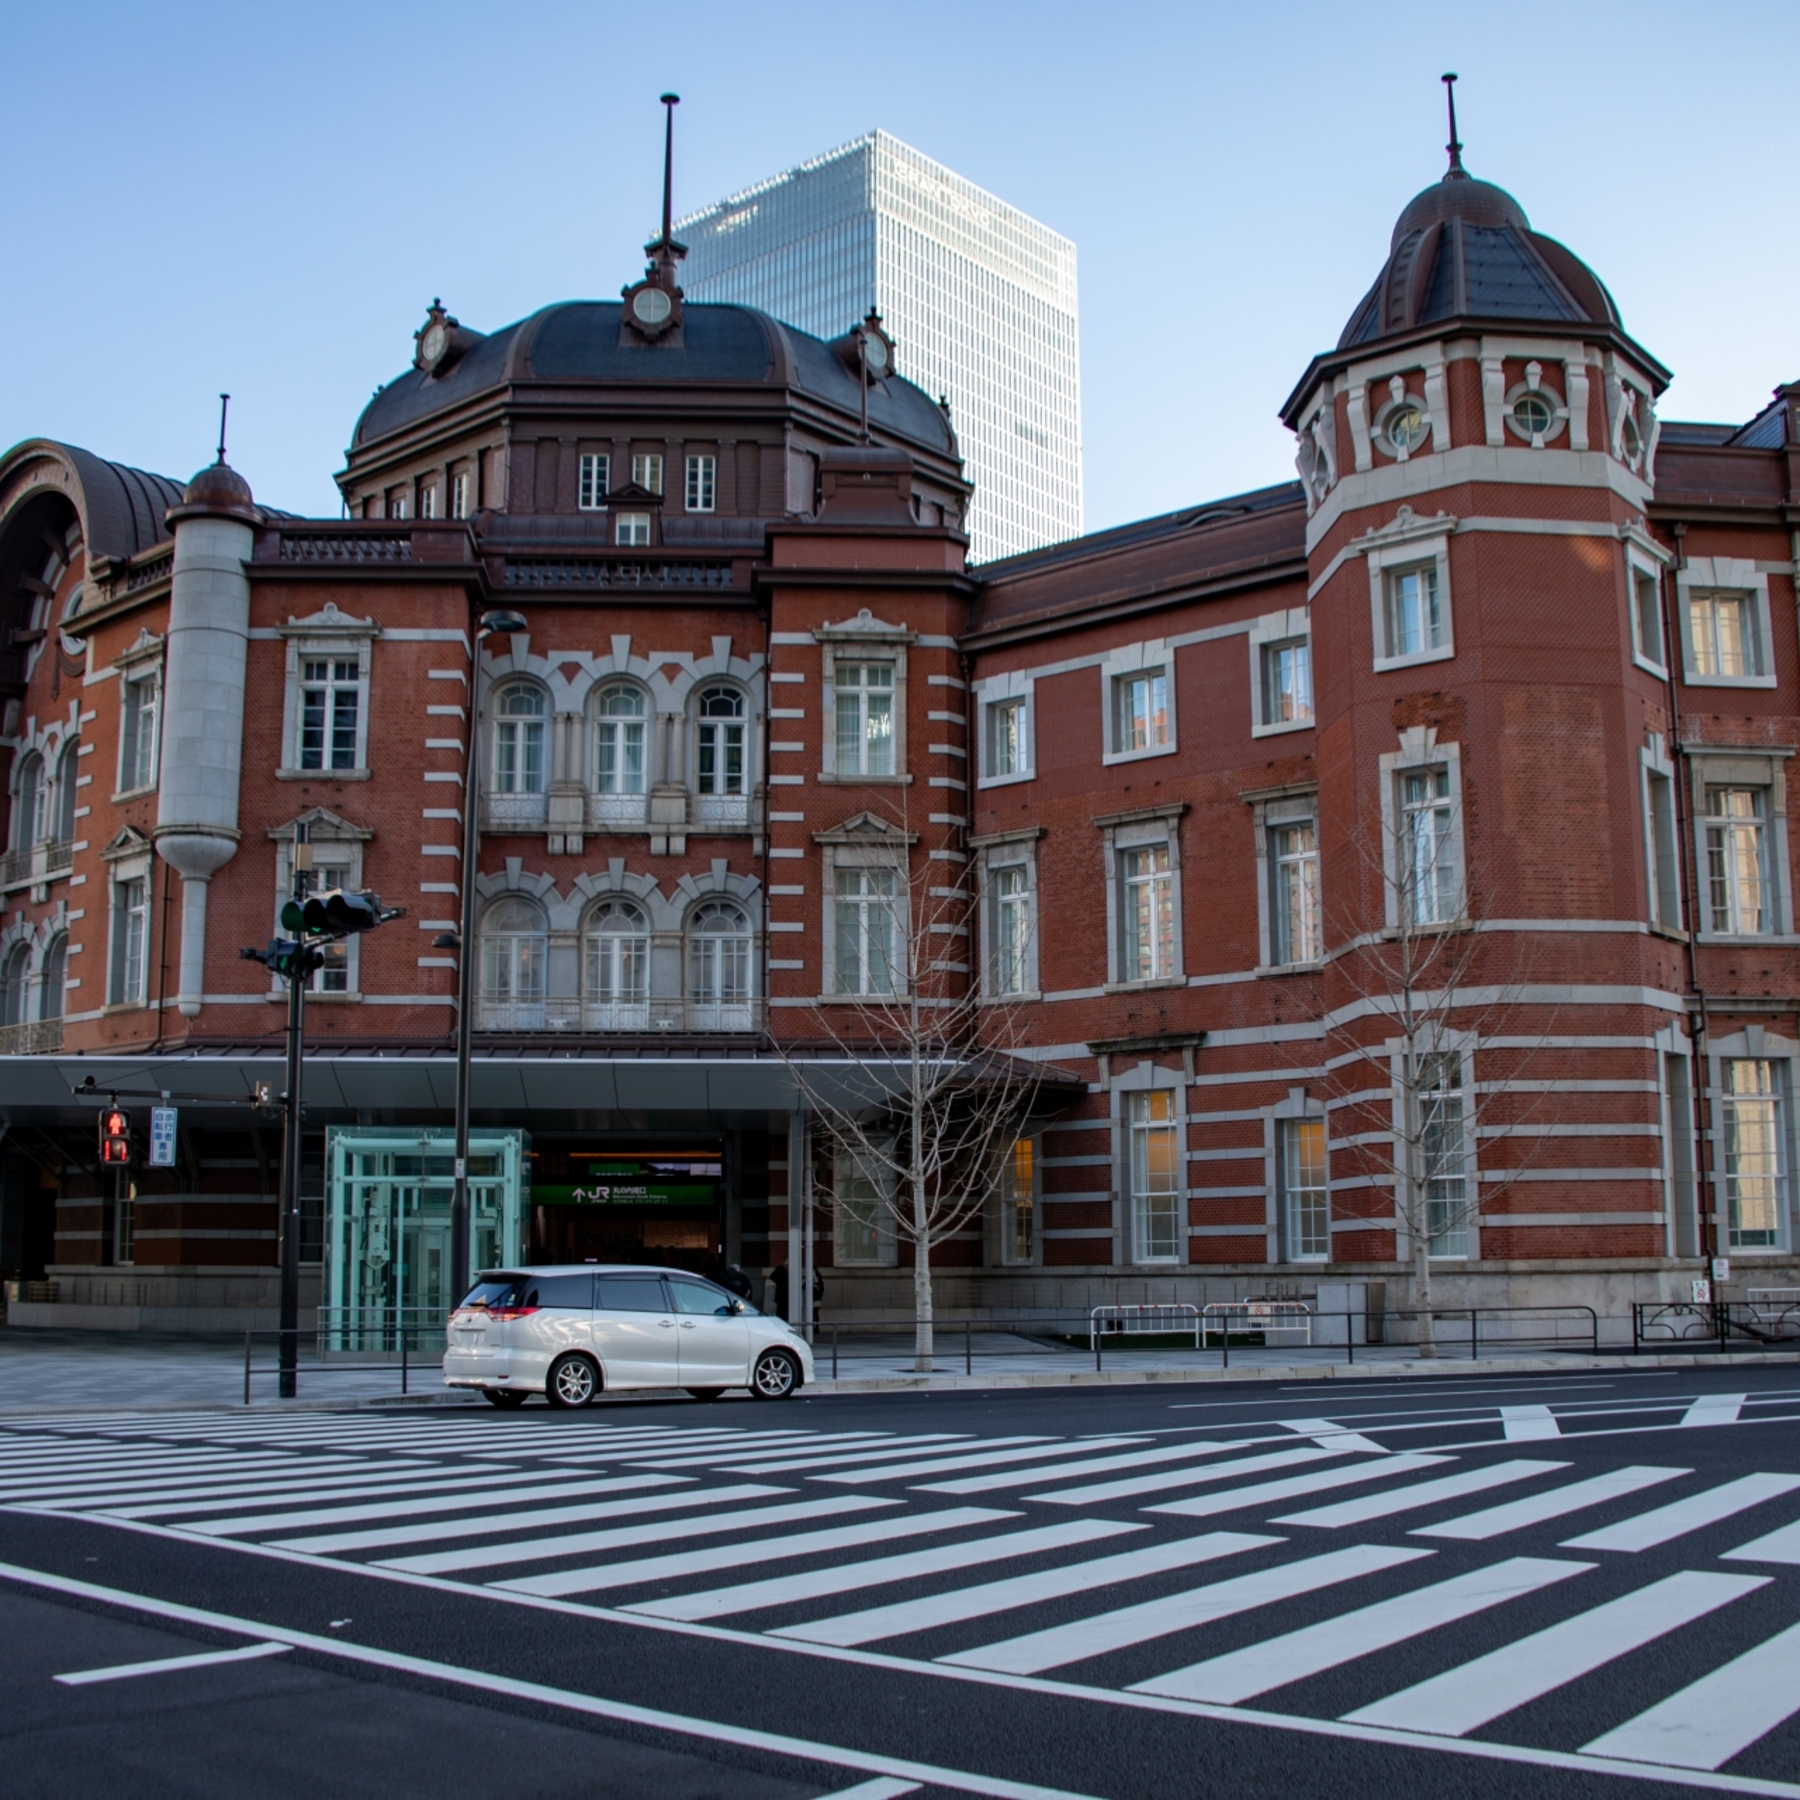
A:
1089,1302,1202,1353
1204,1299,1313,1346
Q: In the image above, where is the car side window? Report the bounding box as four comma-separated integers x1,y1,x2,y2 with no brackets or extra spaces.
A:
669,1278,734,1316
595,1273,671,1313
526,1273,594,1309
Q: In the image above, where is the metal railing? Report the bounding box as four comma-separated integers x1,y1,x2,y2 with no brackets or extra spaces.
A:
1631,1299,1800,1353
803,1305,1601,1377
243,1309,450,1402
0,1017,63,1055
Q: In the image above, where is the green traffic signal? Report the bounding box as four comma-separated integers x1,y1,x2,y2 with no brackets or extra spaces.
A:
280,900,306,933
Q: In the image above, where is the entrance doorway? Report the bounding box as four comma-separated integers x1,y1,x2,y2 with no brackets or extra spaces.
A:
528,1140,724,1277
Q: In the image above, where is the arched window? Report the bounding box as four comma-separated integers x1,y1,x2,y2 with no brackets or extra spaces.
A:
594,684,647,795
13,754,44,850
583,899,650,1029
491,684,546,795
696,686,745,796
39,934,66,1023
0,944,27,1028
479,897,547,1028
54,743,78,842
687,899,754,1030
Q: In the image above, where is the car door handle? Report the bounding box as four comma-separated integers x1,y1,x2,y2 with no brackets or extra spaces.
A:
680,1321,696,1329
658,1319,674,1328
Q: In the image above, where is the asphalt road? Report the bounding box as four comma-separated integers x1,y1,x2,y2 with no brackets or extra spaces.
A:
2,1364,1798,1800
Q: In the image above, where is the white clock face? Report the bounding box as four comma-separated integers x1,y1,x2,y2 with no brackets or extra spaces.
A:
633,287,673,325
420,323,447,366
864,334,889,373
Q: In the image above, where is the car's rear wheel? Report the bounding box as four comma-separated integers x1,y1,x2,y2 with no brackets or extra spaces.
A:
482,1388,529,1408
686,1387,725,1402
749,1349,800,1400
545,1353,600,1409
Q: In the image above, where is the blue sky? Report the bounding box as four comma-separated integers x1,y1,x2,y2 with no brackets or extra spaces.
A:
1,1,1793,539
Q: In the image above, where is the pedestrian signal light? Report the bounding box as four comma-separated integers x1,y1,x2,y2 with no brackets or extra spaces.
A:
99,1107,131,1167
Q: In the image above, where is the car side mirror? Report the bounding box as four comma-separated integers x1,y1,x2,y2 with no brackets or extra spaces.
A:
729,1300,746,1315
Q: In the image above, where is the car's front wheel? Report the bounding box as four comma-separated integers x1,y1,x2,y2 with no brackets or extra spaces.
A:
545,1353,600,1409
749,1349,800,1400
482,1387,529,1408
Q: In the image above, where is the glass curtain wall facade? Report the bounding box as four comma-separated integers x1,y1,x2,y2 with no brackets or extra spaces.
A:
677,131,1081,564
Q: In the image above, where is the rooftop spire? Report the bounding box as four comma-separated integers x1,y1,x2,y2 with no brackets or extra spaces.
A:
660,92,679,246
1442,71,1465,176
215,392,231,465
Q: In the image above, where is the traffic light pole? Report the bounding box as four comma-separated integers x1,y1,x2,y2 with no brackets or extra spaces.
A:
449,666,482,1314
277,947,306,1398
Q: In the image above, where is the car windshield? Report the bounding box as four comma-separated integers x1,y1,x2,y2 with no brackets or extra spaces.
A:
459,1276,526,1309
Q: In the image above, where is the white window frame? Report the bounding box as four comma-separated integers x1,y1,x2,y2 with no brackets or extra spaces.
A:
1365,531,1454,673
1706,1030,1799,1256
1267,1091,1329,1263
829,863,902,997
450,470,471,520
1113,1064,1186,1267
1686,749,1794,942
1377,729,1465,931
615,513,651,547
631,453,664,496
832,1143,898,1267
816,612,913,783
1401,1044,1474,1260
490,680,550,797
685,898,756,1030
593,682,650,797
996,1135,1040,1267
1624,534,1671,678
1640,733,1681,932
1677,556,1775,689
1248,788,1322,970
685,454,717,513
1098,804,1186,990
276,610,376,781
115,648,163,798
974,668,1035,787
478,895,549,1029
578,453,610,511
105,850,152,1009
583,898,651,1030
1101,640,1176,765
418,481,440,520
972,827,1042,1001
1249,608,1314,737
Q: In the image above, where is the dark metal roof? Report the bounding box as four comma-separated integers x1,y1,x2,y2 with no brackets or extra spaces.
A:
38,443,187,561
351,301,955,457
1338,169,1619,350
1728,395,1791,451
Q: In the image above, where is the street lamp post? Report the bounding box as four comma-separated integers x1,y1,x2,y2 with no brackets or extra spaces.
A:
445,608,527,1313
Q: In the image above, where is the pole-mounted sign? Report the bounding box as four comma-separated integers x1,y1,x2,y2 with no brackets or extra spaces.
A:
149,1106,178,1169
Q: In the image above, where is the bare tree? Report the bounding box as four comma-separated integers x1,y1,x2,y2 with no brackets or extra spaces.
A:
770,804,1044,1372
1317,780,1556,1357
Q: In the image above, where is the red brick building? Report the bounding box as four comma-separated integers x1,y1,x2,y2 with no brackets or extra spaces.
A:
2,148,1796,1334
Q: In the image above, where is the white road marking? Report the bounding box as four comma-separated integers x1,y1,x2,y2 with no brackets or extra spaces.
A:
1680,1394,1746,1428
55,1641,293,1685
1276,1418,1389,1454
4,1561,1099,1800
1344,1572,1770,1736
940,1544,1427,1676
1500,1406,1562,1442
1721,1517,1800,1566
812,1442,1118,1485
104,1469,525,1523
919,1439,1258,1497
1274,1460,1568,1528
1581,1618,1800,1770
1031,1446,1346,1507
629,1433,918,1469
1147,1455,1454,1520
774,1532,1277,1648
1134,1557,1592,1704
631,1520,1140,1623
497,1508,1023,1599
1562,1473,1800,1553
814,1781,921,1800
1410,1466,1690,1541
381,1495,898,1576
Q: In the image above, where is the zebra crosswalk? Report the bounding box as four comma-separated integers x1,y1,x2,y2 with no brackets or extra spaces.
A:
3,1402,1800,1783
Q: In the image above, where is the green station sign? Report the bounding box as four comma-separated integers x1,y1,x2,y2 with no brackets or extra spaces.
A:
533,1166,717,1208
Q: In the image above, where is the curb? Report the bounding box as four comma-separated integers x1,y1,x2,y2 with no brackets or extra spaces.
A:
1,1347,1795,1415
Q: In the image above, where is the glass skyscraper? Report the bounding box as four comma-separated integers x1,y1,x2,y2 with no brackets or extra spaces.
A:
675,131,1081,563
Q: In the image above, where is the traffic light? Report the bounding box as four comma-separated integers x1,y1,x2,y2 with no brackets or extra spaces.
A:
300,889,385,935
239,939,325,981
99,1107,131,1167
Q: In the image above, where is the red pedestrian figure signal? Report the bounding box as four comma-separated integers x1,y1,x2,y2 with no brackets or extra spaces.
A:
99,1107,131,1167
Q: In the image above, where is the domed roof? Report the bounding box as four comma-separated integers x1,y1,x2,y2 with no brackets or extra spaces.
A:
1337,164,1620,350
350,301,956,458
166,457,257,527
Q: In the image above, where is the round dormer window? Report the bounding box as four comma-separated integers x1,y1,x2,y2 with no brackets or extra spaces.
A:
1386,404,1428,454
1512,392,1555,437
1620,412,1644,468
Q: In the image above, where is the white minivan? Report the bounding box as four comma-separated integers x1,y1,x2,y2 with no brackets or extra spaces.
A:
443,1264,813,1407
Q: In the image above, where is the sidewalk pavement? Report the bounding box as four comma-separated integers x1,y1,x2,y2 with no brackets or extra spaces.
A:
0,1324,1793,1416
